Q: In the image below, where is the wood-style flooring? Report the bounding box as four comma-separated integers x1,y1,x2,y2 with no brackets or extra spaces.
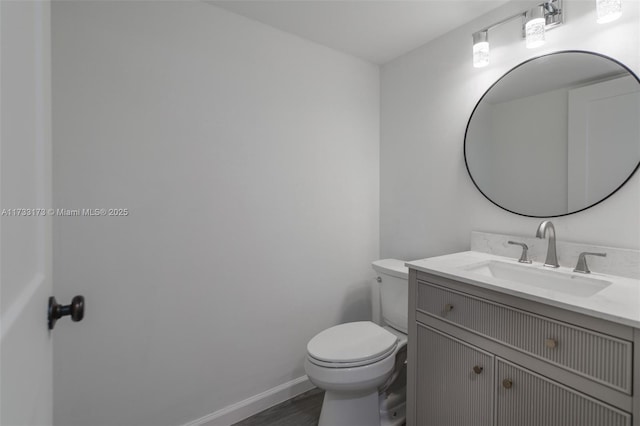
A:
232,388,324,426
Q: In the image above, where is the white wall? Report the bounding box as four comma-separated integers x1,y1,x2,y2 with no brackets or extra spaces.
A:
51,2,379,425
381,0,640,261
485,87,569,215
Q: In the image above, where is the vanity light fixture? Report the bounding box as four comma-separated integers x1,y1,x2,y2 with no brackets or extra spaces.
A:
471,0,563,66
596,0,622,23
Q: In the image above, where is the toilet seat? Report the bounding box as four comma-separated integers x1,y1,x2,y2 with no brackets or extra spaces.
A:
307,321,398,368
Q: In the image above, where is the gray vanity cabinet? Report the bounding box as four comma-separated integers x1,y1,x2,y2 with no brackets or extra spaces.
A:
416,325,493,426
407,269,639,426
496,359,630,426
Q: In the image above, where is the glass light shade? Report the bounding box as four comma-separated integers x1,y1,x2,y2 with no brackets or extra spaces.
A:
525,7,546,49
472,31,490,68
596,0,622,23
526,18,545,48
473,42,490,68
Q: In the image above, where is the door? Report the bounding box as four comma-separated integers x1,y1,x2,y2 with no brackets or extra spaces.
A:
567,75,640,211
496,358,630,426
1,1,53,425
415,324,494,426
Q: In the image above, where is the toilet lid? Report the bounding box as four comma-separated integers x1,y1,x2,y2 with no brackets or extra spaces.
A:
307,321,398,365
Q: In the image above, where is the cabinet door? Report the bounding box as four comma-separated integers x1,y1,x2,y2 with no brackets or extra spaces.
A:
416,324,493,426
496,358,631,426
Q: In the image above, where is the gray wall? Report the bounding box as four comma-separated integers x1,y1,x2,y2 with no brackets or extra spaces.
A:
52,2,379,425
381,0,640,261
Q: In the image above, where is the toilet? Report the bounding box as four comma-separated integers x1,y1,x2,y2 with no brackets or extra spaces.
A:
304,259,408,426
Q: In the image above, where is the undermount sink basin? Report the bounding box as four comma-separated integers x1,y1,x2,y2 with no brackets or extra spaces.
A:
463,260,612,297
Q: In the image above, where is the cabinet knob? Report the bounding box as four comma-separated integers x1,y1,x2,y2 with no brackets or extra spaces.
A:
502,379,513,389
473,366,483,374
444,303,454,312
48,295,85,330
545,338,558,349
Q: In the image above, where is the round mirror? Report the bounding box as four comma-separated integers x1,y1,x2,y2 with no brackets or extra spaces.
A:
464,51,640,217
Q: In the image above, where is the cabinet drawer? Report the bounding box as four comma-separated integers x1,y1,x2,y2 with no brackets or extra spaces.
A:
417,281,633,394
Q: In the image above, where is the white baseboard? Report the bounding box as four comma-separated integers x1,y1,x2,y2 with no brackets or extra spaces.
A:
181,375,316,426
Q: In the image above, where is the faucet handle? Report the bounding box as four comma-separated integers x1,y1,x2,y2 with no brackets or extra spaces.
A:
573,252,607,274
508,241,532,264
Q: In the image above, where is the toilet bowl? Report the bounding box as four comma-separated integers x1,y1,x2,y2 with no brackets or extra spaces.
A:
304,259,408,426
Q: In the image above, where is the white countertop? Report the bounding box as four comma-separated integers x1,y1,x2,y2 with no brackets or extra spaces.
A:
407,251,640,329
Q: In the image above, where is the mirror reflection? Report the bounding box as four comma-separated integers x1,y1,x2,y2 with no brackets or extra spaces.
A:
465,51,640,217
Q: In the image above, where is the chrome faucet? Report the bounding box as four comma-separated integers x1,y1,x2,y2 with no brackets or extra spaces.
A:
508,241,532,263
535,221,559,268
574,252,607,274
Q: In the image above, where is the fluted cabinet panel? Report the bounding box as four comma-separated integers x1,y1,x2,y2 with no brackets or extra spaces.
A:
418,282,632,393
496,359,630,426
416,325,493,426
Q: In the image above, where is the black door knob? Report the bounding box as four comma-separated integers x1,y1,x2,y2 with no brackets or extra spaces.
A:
48,295,85,330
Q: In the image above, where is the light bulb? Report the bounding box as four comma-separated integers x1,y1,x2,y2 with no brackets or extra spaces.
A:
596,0,622,23
473,31,490,68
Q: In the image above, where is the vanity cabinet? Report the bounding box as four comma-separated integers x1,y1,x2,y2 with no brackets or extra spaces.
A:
408,269,639,426
415,325,493,426
495,359,629,426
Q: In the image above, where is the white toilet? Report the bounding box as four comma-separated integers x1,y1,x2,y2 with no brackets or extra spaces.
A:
304,259,408,426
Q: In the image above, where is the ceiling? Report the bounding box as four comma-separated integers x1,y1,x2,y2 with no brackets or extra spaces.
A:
209,0,511,64
484,53,630,104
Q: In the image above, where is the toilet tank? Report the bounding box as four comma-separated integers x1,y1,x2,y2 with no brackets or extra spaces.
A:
372,259,408,334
